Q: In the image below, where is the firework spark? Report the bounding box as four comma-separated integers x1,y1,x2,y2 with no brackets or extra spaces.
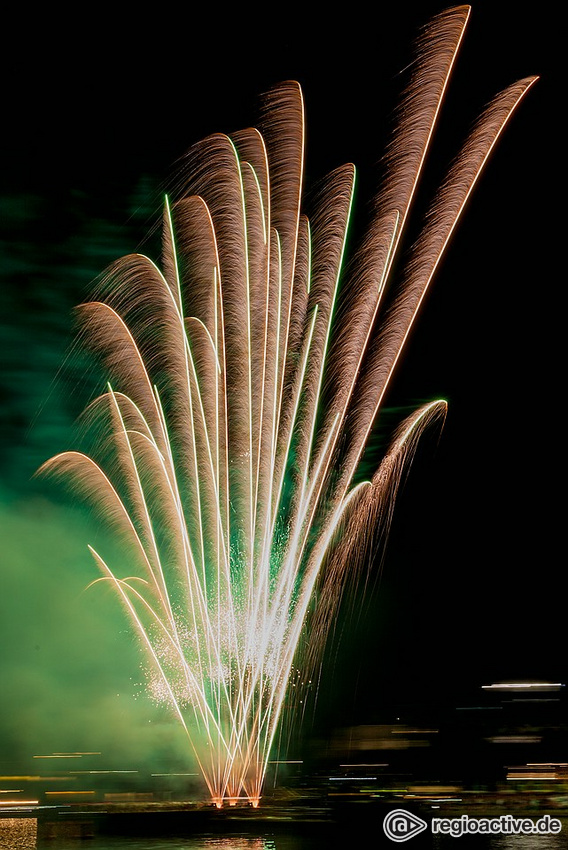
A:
40,6,535,806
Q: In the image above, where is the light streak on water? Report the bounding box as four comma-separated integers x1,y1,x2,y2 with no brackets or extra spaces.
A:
40,6,536,807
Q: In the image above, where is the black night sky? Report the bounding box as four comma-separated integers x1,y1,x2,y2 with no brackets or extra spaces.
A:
0,2,563,775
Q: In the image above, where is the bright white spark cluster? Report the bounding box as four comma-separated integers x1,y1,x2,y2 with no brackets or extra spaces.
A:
41,6,535,807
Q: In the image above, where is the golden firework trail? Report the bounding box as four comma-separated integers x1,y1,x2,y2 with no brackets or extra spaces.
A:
40,6,535,806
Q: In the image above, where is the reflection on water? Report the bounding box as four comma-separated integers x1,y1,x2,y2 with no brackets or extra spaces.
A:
0,818,566,849
72,839,280,850
486,837,565,850
36,835,326,849
0,818,36,850
432,837,566,850
0,827,333,850
430,830,567,850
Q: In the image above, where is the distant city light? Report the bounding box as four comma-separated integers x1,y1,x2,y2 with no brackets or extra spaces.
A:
328,776,378,781
391,728,439,734
487,735,542,744
481,682,564,691
339,763,388,767
45,791,95,797
32,752,100,759
150,773,200,777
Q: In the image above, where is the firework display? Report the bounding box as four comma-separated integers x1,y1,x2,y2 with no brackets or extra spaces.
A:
40,7,536,806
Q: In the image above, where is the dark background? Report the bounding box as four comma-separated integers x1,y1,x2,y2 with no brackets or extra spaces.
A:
0,2,562,772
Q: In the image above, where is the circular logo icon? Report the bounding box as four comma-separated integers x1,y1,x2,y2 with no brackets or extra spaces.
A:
383,808,428,842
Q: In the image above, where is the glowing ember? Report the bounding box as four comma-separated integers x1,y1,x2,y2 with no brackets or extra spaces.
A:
40,6,535,806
